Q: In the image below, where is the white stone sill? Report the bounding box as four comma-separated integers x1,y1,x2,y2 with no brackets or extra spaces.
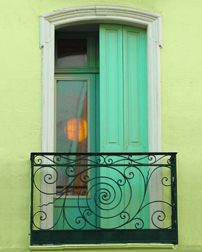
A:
29,243,177,251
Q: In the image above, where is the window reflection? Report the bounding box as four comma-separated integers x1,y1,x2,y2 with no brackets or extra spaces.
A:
56,79,88,196
56,39,87,67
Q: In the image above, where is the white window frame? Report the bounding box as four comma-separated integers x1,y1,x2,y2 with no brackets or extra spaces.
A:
40,5,162,229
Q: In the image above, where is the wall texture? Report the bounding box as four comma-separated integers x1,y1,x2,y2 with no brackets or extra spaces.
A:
0,0,202,251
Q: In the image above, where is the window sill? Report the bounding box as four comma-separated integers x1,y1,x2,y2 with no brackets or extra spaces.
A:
29,243,177,251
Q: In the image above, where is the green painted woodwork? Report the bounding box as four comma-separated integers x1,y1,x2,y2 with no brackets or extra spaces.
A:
99,24,148,152
123,26,148,153
123,26,149,228
100,24,123,153
55,32,99,74
99,24,149,228
99,24,124,228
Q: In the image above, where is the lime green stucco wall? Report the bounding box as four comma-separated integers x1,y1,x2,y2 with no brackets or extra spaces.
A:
0,0,202,251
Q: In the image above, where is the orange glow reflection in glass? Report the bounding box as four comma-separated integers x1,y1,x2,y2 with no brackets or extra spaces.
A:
64,118,87,142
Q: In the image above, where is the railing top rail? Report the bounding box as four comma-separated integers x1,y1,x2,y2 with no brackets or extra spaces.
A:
30,152,177,160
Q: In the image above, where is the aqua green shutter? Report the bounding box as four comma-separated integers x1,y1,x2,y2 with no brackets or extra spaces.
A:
99,24,123,228
100,24,124,152
100,24,149,229
100,25,148,152
123,26,148,152
123,26,149,228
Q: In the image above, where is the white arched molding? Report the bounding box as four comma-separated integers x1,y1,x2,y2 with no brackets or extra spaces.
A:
40,5,162,230
40,5,162,153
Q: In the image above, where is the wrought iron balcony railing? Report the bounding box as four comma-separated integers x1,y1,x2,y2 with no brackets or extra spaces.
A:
30,152,178,245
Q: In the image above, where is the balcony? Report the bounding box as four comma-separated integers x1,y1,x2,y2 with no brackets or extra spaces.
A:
30,152,178,245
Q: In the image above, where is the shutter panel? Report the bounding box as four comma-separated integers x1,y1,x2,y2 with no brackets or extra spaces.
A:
99,24,124,228
100,24,123,152
123,26,149,228
123,26,148,152
99,25,149,229
100,25,148,153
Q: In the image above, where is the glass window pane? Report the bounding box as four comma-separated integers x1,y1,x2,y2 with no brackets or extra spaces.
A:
56,79,88,196
56,79,88,152
56,39,87,67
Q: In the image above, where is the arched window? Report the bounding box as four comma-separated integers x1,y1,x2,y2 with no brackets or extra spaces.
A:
30,6,178,246
40,5,162,153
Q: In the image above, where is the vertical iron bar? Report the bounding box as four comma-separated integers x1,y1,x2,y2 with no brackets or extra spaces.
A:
30,153,34,245
171,154,178,231
173,154,178,232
